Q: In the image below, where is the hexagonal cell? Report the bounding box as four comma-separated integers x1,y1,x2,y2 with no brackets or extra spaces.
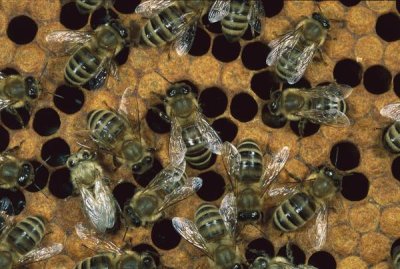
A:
54,85,85,114
245,238,275,264
363,65,392,95
212,117,238,142
90,7,119,29
1,107,30,130
41,137,71,167
60,2,89,30
145,104,171,134
339,0,361,7
263,0,284,17
330,141,360,171
230,92,258,122
33,108,61,136
189,27,211,57
25,160,49,192
308,251,336,269
0,189,25,215
151,218,181,250
113,0,140,14
241,42,269,71
0,125,10,152
112,181,136,209
48,167,73,199
251,70,280,100
7,15,38,45
199,86,228,118
212,35,241,62
341,173,369,201
277,243,306,266
375,13,400,42
196,170,226,201
333,59,363,87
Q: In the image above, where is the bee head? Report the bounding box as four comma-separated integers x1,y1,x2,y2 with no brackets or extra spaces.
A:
0,251,12,269
312,12,330,29
67,149,95,168
250,256,270,269
123,205,142,227
312,166,342,198
141,254,157,269
166,83,197,118
166,83,192,98
17,162,34,188
25,76,41,100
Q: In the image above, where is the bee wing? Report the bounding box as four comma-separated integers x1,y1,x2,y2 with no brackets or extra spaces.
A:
208,0,231,23
266,29,301,66
285,43,317,85
18,243,63,265
172,217,210,253
380,103,400,121
45,30,93,56
248,0,265,35
267,182,302,201
221,142,241,192
260,146,290,193
305,83,353,101
118,86,146,130
169,117,187,165
80,179,117,233
306,203,328,251
0,99,13,111
296,108,351,126
219,192,237,239
195,113,223,155
135,0,174,17
145,160,186,191
173,22,197,56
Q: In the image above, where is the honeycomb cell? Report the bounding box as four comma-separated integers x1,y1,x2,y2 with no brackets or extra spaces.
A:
360,232,390,264
0,189,25,215
151,219,181,250
391,156,400,182
375,13,400,42
113,0,140,14
241,42,269,71
245,238,275,264
112,181,136,209
134,158,163,187
189,28,211,57
341,173,369,201
145,104,171,134
398,1,400,13
115,47,130,66
349,203,380,233
199,87,228,118
25,160,49,192
0,125,9,152
251,70,279,100
230,93,258,122
289,120,320,138
261,103,287,129
0,67,19,75
339,0,361,7
330,224,360,256
380,206,400,237
0,107,30,130
393,73,400,97
211,117,238,142
202,14,222,34
90,7,119,30
363,65,392,94
212,35,241,63
7,15,38,45
333,59,363,87
54,85,85,114
338,256,368,269
48,167,73,199
60,2,89,30
33,108,61,136
308,251,336,269
41,137,70,167
196,171,225,201
392,239,400,261
277,244,306,265
262,0,284,18
330,141,360,171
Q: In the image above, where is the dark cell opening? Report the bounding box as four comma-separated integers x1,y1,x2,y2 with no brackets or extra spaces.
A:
196,171,225,201
245,238,275,263
134,158,163,188
333,59,363,87
151,219,181,250
90,7,119,30
391,238,400,261
251,71,280,100
212,117,238,142
1,107,30,130
41,137,70,167
112,181,136,209
290,120,320,137
212,35,241,63
376,13,400,42
199,87,228,118
132,244,161,266
261,103,287,129
341,173,369,201
339,0,361,7
397,1,400,14
261,0,284,18
241,42,269,71
48,168,73,199
363,65,392,94
60,2,89,30
25,160,49,192
189,27,211,57
330,141,360,171
115,47,130,66
0,68,20,76
394,73,400,98
277,244,306,265
0,189,25,215
230,93,258,122
54,85,85,114
308,251,336,269
0,125,9,152
145,104,171,134
241,25,261,41
7,15,38,45
113,0,141,14
282,77,311,90
33,108,61,136
391,156,400,182
202,14,222,34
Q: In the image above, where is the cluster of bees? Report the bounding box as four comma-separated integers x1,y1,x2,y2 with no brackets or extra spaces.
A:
0,0,399,268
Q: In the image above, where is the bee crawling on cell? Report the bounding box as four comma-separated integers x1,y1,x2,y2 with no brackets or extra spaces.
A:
380,103,400,153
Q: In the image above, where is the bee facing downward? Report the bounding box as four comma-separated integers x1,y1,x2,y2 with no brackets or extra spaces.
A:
380,103,400,153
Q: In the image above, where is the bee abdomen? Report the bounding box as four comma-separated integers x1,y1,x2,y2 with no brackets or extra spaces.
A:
7,216,45,255
383,122,400,153
221,0,250,42
237,140,263,182
195,204,226,241
273,192,316,232
75,0,102,14
74,254,113,269
392,245,400,269
183,125,212,170
65,47,101,86
87,109,126,145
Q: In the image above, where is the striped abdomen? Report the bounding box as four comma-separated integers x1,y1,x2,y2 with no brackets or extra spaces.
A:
65,46,102,86
392,245,400,269
74,253,115,269
237,140,263,183
75,0,103,14
310,97,346,114
273,192,316,232
87,109,126,147
221,0,251,42
182,124,212,170
195,204,227,242
6,216,45,255
383,122,400,153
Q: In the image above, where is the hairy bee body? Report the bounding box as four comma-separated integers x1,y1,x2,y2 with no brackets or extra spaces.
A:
0,155,34,190
383,122,400,153
75,0,105,14
392,245,400,269
221,0,251,42
250,256,292,269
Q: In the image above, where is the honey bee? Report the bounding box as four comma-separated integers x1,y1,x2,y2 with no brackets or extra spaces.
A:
392,243,400,269
173,192,244,269
45,17,130,90
267,83,353,136
67,149,118,233
208,0,265,42
0,215,63,268
74,223,159,269
380,103,400,153
75,0,114,14
266,13,330,84
250,255,317,269
0,72,42,126
134,0,211,55
123,159,202,228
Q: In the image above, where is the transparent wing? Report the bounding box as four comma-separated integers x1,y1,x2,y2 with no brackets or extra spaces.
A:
267,182,301,200
45,30,93,55
75,222,123,254
173,22,197,56
261,146,290,193
172,217,209,253
169,117,187,165
208,0,231,23
306,203,328,251
248,0,265,35
145,160,186,192
18,243,63,264
380,103,400,121
305,83,353,101
0,98,13,111
219,192,237,239
135,0,174,17
118,86,144,127
285,43,317,85
221,142,240,191
296,109,350,126
266,29,301,66
195,113,223,155
80,179,117,233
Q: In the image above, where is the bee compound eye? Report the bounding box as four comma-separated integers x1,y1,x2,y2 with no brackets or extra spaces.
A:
67,160,75,168
82,151,90,159
132,164,141,173
143,256,153,266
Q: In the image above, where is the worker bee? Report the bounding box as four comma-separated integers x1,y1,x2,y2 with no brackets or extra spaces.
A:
134,0,211,55
392,242,400,269
173,193,244,269
0,72,42,126
266,13,330,84
380,103,400,153
208,0,265,42
74,0,114,15
123,159,202,228
250,254,317,269
45,17,130,90
67,149,118,233
267,83,353,137
0,215,63,268
74,223,159,269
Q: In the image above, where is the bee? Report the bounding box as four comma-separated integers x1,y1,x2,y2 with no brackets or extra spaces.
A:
208,0,265,42
267,83,353,136
123,159,202,227
392,243,400,269
134,0,211,55
75,0,114,15
379,103,400,153
0,215,63,268
0,72,42,126
173,192,244,269
266,13,331,84
67,149,118,233
45,17,130,90
74,223,159,269
250,255,317,269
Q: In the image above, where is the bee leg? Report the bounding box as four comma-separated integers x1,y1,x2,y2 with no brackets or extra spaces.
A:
313,49,328,66
285,241,294,263
298,119,308,137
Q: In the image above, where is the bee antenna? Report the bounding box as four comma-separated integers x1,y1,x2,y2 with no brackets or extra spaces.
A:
39,61,48,81
154,70,173,85
334,145,339,168
43,90,64,99
32,183,49,199
76,141,92,150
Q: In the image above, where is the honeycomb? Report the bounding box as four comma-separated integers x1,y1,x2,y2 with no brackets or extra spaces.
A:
0,0,399,268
